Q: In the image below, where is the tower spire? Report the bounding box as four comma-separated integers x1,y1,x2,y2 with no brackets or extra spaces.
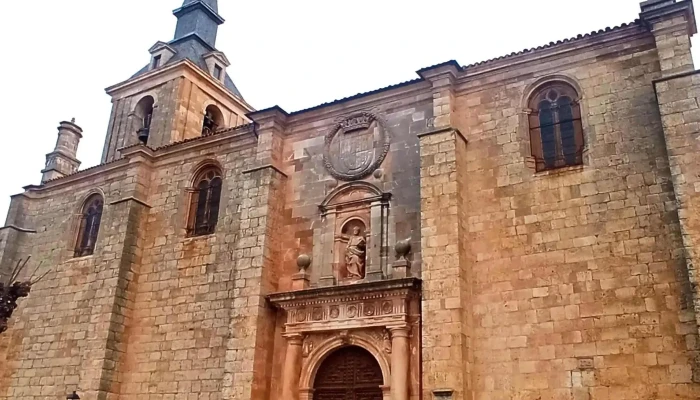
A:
173,0,224,48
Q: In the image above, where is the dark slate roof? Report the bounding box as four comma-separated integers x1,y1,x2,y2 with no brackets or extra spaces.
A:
129,0,243,99
184,0,217,9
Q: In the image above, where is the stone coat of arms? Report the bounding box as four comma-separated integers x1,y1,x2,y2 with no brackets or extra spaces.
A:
323,112,390,181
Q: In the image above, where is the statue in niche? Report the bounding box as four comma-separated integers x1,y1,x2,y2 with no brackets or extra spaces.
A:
345,226,366,280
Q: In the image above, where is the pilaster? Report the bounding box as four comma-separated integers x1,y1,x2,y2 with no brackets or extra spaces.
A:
223,108,288,400
640,0,697,76
654,72,700,338
417,61,461,129
281,334,304,400
418,125,472,400
77,160,152,399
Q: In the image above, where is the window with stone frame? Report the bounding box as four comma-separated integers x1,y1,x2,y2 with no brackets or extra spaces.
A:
528,82,584,172
187,167,223,237
74,194,104,257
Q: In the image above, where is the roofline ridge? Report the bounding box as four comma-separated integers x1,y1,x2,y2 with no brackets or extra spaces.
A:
462,20,642,69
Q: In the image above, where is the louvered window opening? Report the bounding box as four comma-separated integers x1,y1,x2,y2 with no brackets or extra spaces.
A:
529,83,584,172
188,169,222,237
75,196,103,257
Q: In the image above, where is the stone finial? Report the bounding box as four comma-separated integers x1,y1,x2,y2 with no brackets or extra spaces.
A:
71,118,76,123
395,239,412,261
292,254,312,291
297,254,312,272
392,239,412,279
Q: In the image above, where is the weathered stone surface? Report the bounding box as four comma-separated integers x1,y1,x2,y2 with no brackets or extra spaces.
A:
1,1,700,400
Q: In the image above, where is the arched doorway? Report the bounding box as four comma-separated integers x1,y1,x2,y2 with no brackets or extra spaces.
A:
313,346,383,400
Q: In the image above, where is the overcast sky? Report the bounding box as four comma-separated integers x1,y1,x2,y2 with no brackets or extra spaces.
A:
0,0,698,220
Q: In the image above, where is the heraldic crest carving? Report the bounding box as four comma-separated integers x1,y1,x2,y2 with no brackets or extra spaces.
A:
323,112,390,181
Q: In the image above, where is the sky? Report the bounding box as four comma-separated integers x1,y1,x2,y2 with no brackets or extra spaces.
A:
0,0,698,220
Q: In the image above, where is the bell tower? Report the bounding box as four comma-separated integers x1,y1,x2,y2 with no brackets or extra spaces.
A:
100,0,253,163
174,0,224,48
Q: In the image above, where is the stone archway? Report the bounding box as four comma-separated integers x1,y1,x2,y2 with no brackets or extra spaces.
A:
313,346,383,400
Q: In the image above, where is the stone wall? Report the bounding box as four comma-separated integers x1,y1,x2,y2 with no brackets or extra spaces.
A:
275,88,433,292
0,159,145,399
102,67,250,164
3,3,700,400
453,29,700,400
116,135,258,400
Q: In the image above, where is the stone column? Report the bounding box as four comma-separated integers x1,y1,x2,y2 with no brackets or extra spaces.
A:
390,327,410,400
281,334,304,400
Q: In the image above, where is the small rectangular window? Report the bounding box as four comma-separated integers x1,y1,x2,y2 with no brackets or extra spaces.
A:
214,65,223,80
152,55,162,69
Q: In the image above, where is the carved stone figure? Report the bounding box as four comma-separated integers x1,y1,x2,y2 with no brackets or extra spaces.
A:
345,227,366,279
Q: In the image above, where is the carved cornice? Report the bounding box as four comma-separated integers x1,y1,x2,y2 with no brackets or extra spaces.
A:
269,278,420,304
268,278,421,334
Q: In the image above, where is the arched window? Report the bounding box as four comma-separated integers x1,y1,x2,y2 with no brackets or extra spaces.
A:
75,194,104,257
187,167,223,237
134,96,155,145
202,105,224,136
528,82,584,172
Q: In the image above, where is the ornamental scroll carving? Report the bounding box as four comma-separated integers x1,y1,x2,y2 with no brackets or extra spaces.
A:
323,112,390,181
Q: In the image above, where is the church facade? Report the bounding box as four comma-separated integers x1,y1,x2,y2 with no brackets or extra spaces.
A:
2,0,700,399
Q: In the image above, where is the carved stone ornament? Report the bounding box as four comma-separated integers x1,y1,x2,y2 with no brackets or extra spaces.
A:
383,330,392,354
347,305,358,318
302,337,314,358
323,112,390,181
382,301,393,315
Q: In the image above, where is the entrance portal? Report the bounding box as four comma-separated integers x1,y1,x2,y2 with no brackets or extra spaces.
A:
313,346,384,400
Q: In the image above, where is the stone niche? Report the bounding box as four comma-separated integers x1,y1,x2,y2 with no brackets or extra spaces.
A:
316,181,392,286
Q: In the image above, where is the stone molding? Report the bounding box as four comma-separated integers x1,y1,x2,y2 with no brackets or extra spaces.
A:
298,332,393,400
108,197,152,208
241,164,287,177
0,225,37,234
106,59,253,110
268,278,420,334
417,126,467,144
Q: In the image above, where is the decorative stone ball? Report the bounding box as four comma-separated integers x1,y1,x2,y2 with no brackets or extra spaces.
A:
395,239,411,259
373,169,383,179
297,254,312,271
